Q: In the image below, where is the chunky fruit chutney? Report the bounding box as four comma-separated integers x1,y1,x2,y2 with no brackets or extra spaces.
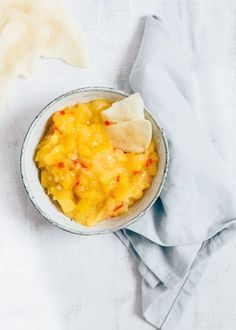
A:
35,99,159,227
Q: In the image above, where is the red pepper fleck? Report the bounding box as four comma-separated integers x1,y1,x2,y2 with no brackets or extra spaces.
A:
114,202,124,212
72,159,79,166
60,110,65,115
58,162,64,168
132,170,140,175
80,162,88,169
104,120,111,126
116,176,120,182
146,158,153,167
74,179,80,187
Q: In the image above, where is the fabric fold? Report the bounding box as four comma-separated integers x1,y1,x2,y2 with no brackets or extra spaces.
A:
117,15,236,329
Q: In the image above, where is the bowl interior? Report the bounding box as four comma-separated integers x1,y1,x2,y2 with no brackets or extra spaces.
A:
21,88,168,234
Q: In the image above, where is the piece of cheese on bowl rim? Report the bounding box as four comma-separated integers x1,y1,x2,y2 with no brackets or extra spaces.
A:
101,93,144,122
106,119,152,153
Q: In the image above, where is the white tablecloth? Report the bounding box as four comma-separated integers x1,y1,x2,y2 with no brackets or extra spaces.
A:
0,1,236,329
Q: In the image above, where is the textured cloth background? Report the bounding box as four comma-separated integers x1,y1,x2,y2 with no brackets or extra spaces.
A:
0,1,236,329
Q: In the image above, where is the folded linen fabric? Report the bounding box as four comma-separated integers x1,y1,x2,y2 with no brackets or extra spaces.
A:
117,15,236,329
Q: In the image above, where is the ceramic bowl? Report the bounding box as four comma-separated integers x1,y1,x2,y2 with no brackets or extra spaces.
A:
20,87,169,235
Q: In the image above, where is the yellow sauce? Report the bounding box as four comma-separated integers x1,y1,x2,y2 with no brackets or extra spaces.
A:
35,99,159,227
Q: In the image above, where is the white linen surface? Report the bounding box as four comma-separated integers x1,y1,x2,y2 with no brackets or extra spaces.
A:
0,1,236,330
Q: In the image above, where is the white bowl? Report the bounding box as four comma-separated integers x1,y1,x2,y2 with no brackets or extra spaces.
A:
20,87,169,235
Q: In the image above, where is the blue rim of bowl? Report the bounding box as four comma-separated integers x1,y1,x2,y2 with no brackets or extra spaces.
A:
20,86,169,235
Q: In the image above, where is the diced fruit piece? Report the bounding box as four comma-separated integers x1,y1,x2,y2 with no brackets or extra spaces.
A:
74,103,92,124
41,170,50,188
89,99,112,112
146,162,157,176
43,145,64,165
126,153,146,172
114,148,126,162
113,173,130,200
61,172,74,190
59,199,76,213
53,191,76,213
104,197,116,214
78,144,92,157
100,172,116,194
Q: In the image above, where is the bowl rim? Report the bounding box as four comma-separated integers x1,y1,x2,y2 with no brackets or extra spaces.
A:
20,86,169,235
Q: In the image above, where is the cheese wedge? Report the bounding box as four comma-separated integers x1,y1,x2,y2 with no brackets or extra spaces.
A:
101,93,144,122
106,120,152,153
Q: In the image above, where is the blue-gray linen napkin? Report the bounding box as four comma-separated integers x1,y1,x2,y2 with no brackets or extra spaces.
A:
117,15,236,330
